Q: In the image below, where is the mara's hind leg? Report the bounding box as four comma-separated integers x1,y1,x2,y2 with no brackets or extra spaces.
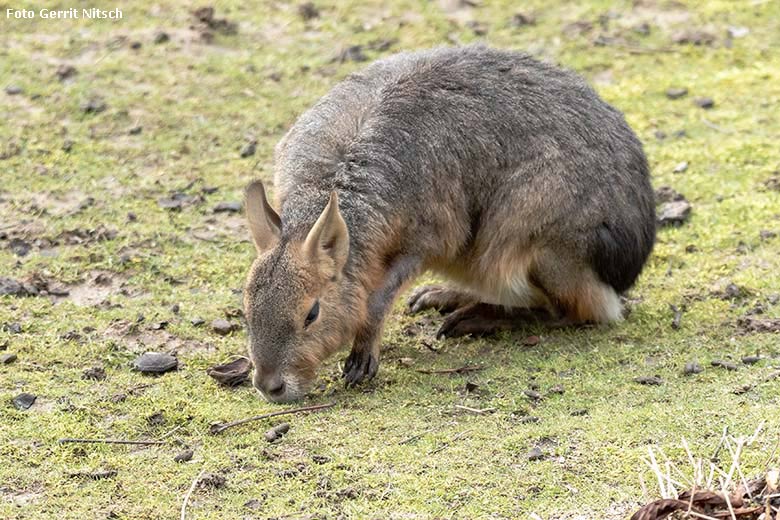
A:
436,303,556,338
407,285,476,314
531,249,624,325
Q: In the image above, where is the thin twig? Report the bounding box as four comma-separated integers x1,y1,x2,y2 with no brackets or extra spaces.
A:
180,467,206,520
454,405,496,415
702,118,735,134
58,438,168,446
209,402,336,435
428,429,471,455
399,428,435,445
158,425,184,441
416,365,483,375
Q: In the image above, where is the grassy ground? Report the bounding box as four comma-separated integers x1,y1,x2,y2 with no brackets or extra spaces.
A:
2,1,780,518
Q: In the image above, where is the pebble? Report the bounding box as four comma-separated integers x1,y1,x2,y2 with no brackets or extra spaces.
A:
211,319,236,336
12,392,36,410
82,366,106,380
684,361,703,375
264,422,291,442
665,87,688,99
657,200,692,227
132,352,178,374
1,353,18,364
527,447,544,461
711,359,738,371
694,97,714,109
634,375,663,385
741,355,762,365
5,85,23,95
174,449,194,462
213,201,242,213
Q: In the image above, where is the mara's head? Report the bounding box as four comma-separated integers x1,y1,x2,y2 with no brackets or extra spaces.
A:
243,181,357,403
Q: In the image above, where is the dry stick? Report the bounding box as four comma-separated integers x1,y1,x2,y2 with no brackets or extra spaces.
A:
158,425,184,441
428,429,471,455
58,438,168,446
399,428,435,445
453,405,496,415
719,477,737,520
180,467,206,520
209,402,336,435
416,365,482,375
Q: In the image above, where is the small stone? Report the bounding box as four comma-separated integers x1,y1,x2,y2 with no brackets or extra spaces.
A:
198,473,226,489
211,319,236,336
673,161,689,173
81,97,107,114
213,201,242,213
157,197,183,211
657,200,692,227
694,97,714,109
523,389,542,400
3,322,22,334
634,375,663,385
244,498,264,510
1,353,18,364
759,230,777,241
128,125,142,135
298,2,319,20
55,64,77,81
633,22,651,36
146,411,165,426
571,409,589,416
126,212,138,222
337,45,367,63
684,361,703,375
311,454,331,464
174,449,194,462
82,366,106,381
171,303,180,314
5,85,23,95
510,12,536,27
548,384,565,395
130,41,142,49
239,141,257,158
153,31,170,44
264,422,291,442
12,392,36,410
711,360,738,371
727,26,749,39
741,355,762,365
665,87,688,100
190,317,205,327
132,352,178,374
526,447,544,461
464,381,480,393
522,335,540,346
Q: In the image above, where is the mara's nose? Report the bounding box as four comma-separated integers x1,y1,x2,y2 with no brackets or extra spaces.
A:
255,372,286,399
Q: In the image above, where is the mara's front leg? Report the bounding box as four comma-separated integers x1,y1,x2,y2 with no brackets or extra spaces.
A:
343,256,421,387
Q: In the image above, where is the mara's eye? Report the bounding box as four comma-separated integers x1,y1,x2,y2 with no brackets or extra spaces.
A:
304,300,320,328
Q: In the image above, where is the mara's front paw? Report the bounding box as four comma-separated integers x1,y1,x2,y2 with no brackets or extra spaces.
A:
342,347,379,388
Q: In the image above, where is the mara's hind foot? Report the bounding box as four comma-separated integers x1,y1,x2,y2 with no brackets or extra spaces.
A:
406,284,475,314
436,304,594,339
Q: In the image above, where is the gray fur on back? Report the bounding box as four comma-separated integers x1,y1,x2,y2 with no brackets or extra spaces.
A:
273,45,655,294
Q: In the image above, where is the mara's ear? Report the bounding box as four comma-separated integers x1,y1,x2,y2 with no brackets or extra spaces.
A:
303,192,349,278
245,180,281,253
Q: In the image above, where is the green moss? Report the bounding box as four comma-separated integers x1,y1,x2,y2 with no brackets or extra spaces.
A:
2,0,780,518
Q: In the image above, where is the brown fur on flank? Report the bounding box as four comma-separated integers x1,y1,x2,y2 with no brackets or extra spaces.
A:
243,46,655,402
